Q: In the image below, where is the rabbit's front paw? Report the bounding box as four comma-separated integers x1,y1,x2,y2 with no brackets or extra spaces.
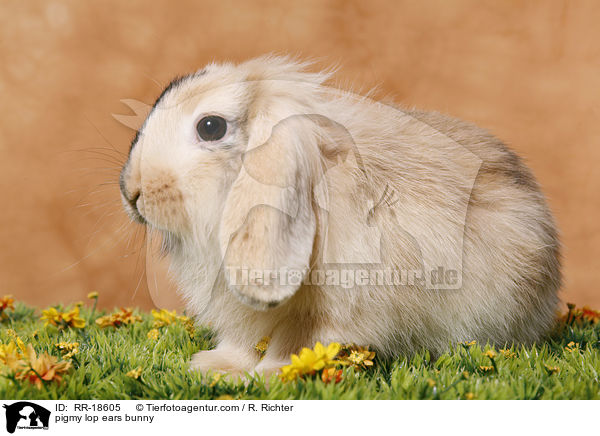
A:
253,358,290,379
189,348,259,376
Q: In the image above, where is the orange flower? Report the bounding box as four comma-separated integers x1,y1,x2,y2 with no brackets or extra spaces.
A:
321,367,343,384
0,295,15,316
581,306,600,324
14,345,71,389
0,332,56,385
562,304,600,325
96,308,142,328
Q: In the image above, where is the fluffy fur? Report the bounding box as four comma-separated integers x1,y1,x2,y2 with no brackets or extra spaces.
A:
119,56,561,375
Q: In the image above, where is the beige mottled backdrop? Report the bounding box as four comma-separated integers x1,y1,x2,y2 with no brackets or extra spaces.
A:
0,0,598,310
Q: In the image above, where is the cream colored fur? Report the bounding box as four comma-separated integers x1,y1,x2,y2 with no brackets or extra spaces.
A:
120,56,561,376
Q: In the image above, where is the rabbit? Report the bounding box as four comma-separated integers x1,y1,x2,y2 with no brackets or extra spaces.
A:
119,55,561,376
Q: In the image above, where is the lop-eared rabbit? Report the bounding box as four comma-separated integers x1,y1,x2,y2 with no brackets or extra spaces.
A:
120,56,560,376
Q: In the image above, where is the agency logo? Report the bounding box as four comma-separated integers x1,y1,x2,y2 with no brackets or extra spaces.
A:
2,402,50,433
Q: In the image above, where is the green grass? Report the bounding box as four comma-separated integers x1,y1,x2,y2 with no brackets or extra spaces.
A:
1,302,599,400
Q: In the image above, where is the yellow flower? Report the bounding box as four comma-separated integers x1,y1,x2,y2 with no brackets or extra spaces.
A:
280,364,300,382
64,307,86,328
479,365,494,373
55,342,80,359
95,308,142,328
87,291,99,300
94,315,113,328
209,373,222,387
484,350,497,359
125,367,142,379
0,338,27,366
280,342,341,381
41,306,86,329
544,364,560,375
337,345,376,370
151,308,178,327
314,342,342,365
500,349,516,359
180,316,196,338
349,348,375,368
2,331,26,350
151,309,195,337
465,392,475,400
565,341,579,352
426,378,436,387
254,336,270,357
462,340,476,347
14,344,71,389
147,328,160,340
40,307,59,325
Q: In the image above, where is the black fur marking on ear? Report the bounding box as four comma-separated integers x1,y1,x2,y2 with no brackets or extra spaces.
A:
127,69,209,156
152,75,188,109
127,129,141,157
125,76,184,157
152,69,208,110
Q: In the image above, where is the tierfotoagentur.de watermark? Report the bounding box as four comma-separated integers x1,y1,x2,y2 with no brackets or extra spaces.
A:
225,266,460,289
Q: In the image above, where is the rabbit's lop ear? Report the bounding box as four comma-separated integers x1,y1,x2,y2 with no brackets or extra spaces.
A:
219,115,318,310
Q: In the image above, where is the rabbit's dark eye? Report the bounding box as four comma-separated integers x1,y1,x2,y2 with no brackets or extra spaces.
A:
196,116,227,141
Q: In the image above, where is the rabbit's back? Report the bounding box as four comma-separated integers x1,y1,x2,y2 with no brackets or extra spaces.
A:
314,107,561,357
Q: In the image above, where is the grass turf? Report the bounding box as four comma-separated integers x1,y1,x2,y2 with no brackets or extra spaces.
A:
1,302,599,400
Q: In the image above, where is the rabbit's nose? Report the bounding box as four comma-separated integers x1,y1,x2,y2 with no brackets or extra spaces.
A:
121,184,145,220
119,165,146,223
127,190,141,210
122,189,146,224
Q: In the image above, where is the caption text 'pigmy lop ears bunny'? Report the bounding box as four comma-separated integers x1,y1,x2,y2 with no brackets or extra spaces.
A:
119,56,560,376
